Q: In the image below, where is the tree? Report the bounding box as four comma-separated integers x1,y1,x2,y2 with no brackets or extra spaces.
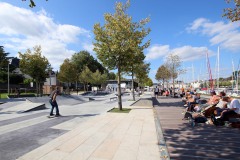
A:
108,72,116,80
93,0,150,110
71,50,106,89
124,52,147,101
57,58,77,94
92,70,108,91
135,62,150,95
145,77,153,87
19,45,49,96
155,65,171,89
223,0,240,22
71,51,105,74
0,46,9,72
79,67,93,92
164,54,182,94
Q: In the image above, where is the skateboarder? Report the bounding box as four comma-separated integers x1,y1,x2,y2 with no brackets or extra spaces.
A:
49,87,61,117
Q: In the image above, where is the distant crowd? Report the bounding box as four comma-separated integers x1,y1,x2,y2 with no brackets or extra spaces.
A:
153,86,240,127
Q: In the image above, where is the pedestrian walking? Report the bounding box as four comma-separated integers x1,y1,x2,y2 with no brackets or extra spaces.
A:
154,86,159,98
49,87,61,117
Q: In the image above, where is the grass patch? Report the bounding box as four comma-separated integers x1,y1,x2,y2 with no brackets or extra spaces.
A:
0,93,8,99
108,108,131,113
0,93,37,99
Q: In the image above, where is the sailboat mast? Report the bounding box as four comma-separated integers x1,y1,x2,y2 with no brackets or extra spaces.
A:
217,46,220,92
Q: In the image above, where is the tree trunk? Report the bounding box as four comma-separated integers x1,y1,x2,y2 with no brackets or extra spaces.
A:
131,72,135,101
162,78,165,89
39,83,42,97
36,81,39,97
172,78,175,95
67,82,69,95
117,69,122,110
83,83,86,92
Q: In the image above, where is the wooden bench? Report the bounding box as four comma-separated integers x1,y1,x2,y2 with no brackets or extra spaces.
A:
110,97,117,101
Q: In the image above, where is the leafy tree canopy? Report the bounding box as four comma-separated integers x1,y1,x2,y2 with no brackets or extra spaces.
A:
19,45,49,83
71,50,106,75
145,77,153,87
108,72,116,80
93,0,150,109
0,46,9,72
155,65,171,82
223,0,240,22
58,58,77,83
92,70,107,86
79,66,93,92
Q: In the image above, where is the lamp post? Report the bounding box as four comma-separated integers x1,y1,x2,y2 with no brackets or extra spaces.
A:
8,59,12,95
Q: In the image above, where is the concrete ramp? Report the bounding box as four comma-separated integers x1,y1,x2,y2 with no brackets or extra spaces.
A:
1,102,46,113
26,95,89,108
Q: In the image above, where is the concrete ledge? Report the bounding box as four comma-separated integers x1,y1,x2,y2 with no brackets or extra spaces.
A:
1,102,46,113
153,108,170,160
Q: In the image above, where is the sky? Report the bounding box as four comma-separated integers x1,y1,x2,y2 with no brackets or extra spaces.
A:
0,0,240,83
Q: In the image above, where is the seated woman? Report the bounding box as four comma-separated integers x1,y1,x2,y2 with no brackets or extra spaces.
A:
214,92,228,116
201,91,220,117
185,93,202,112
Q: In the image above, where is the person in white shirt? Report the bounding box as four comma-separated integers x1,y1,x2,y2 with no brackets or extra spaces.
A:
214,92,228,116
219,96,240,121
154,86,159,98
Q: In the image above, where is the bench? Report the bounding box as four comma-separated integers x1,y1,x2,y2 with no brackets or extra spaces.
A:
110,97,117,101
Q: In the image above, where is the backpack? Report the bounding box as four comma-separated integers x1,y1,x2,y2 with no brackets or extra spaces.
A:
194,117,207,123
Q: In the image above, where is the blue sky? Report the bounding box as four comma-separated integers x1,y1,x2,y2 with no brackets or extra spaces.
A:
0,0,240,83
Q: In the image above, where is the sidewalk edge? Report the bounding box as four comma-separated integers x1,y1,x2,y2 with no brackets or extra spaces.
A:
153,104,170,160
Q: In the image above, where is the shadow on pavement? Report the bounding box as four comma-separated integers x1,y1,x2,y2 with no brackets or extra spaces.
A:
154,96,240,160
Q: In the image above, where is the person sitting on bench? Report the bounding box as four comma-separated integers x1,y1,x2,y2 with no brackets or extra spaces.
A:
214,92,228,116
212,96,240,126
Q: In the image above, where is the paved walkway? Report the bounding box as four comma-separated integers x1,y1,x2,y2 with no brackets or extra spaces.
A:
17,94,160,160
154,96,240,160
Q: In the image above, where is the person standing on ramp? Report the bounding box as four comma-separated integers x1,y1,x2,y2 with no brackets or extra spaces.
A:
49,87,61,117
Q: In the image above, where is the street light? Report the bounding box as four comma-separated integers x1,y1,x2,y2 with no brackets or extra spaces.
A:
8,58,12,95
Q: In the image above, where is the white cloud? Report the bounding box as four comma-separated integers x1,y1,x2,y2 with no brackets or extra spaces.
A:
187,18,240,51
172,46,214,61
145,45,214,62
145,44,170,61
83,43,94,53
0,2,91,70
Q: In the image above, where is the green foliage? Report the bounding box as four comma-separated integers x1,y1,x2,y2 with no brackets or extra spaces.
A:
71,50,106,75
10,74,24,84
0,46,9,72
23,78,33,85
108,72,116,80
93,0,150,110
92,70,107,87
135,62,150,85
0,71,7,83
19,45,49,83
155,65,171,88
108,108,131,113
223,0,240,22
145,77,153,87
79,67,93,91
58,58,77,83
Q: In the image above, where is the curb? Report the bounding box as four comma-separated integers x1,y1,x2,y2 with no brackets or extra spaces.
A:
129,98,141,106
152,98,170,160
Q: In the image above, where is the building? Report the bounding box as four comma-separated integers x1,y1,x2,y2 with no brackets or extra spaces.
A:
103,80,138,92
